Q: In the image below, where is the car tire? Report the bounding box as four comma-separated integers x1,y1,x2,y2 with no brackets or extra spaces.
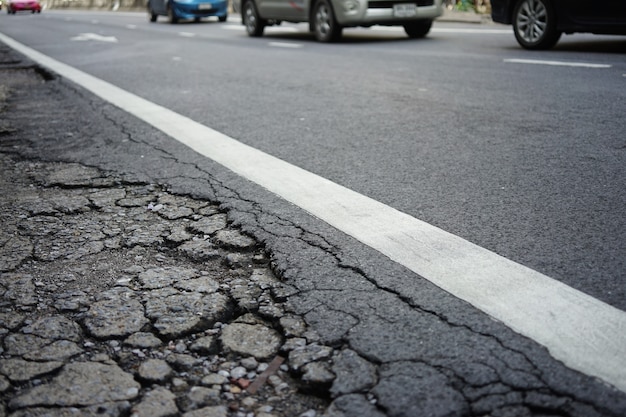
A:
403,19,432,39
512,0,561,50
168,4,179,24
312,0,342,42
218,14,227,22
242,0,265,37
147,2,158,22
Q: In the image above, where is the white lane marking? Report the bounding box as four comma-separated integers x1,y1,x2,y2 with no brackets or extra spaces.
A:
269,42,303,48
70,33,118,43
433,28,511,34
126,24,137,30
373,26,511,34
179,32,196,38
504,58,612,68
223,25,299,33
2,32,625,394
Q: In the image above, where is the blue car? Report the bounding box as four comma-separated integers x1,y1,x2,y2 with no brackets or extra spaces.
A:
148,0,228,23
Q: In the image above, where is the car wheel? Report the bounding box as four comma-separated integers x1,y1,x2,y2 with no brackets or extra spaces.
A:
403,19,432,39
513,0,561,49
168,4,179,24
218,14,227,22
148,3,158,22
242,0,265,37
312,0,342,42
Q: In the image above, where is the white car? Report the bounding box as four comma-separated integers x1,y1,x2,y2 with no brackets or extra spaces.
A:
235,0,443,42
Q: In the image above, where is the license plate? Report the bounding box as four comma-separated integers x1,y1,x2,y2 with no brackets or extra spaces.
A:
393,3,417,18
198,3,213,10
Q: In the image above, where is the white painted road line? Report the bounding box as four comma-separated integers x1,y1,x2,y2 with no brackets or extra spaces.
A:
269,42,303,49
2,32,625,394
372,26,511,34
504,58,612,68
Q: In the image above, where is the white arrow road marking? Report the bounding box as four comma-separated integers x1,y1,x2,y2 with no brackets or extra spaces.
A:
70,33,118,43
1,31,625,394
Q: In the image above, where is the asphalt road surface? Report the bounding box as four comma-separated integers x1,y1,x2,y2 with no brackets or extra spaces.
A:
1,10,623,310
1,8,625,417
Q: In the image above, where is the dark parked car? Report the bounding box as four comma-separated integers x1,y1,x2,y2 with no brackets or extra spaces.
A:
491,0,626,49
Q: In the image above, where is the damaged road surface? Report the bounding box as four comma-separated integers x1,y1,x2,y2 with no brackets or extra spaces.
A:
1,41,626,417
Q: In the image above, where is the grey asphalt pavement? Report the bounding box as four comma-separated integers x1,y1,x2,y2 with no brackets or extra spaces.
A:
2,36,626,417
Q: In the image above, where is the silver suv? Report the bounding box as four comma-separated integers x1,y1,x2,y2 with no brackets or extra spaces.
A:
236,0,443,42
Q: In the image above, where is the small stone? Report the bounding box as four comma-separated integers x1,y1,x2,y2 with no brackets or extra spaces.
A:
168,226,193,243
268,375,282,387
282,337,307,352
288,344,333,371
214,230,256,249
83,296,149,338
280,316,307,337
221,323,282,360
201,373,228,386
230,366,247,379
240,357,258,370
241,397,257,408
182,405,228,417
236,378,251,389
179,239,219,261
131,387,178,417
124,332,163,349
172,377,189,392
189,336,218,355
159,206,193,220
180,386,221,412
166,353,202,370
0,375,10,392
190,214,228,235
138,359,172,383
274,383,290,394
301,362,335,385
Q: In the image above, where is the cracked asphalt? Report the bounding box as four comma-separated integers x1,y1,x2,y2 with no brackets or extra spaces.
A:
2,41,626,417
